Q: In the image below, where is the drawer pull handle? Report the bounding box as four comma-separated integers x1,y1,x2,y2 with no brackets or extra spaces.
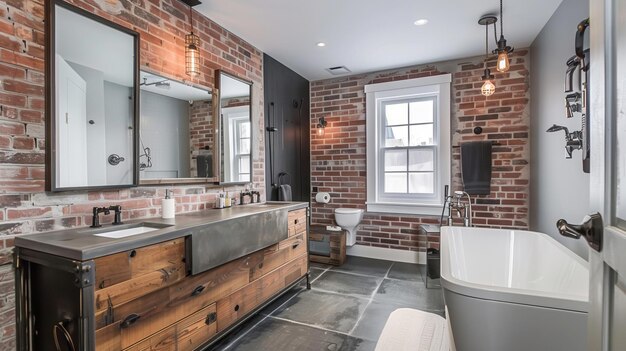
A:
294,219,299,224
191,285,205,296
129,250,137,258
234,304,240,312
205,312,217,325
120,314,140,329
292,242,301,249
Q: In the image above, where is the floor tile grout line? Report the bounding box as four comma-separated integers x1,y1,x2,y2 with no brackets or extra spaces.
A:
268,315,354,337
220,287,305,350
308,286,374,301
347,263,393,336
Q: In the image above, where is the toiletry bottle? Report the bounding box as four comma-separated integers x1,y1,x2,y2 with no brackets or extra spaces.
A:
225,191,231,207
215,194,222,209
219,193,225,209
162,189,175,219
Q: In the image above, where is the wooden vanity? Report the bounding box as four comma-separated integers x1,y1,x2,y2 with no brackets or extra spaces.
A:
14,203,309,351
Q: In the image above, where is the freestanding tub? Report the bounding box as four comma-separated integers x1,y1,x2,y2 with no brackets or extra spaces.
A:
440,226,588,351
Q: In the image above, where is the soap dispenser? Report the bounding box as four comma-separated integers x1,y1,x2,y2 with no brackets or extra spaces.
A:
162,189,175,219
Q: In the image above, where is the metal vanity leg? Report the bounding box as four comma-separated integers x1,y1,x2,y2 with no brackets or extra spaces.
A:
306,272,311,290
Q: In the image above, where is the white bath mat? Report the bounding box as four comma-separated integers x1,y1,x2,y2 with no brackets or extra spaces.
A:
375,308,450,351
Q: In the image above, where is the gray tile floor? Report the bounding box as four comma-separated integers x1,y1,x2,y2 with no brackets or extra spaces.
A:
212,257,444,351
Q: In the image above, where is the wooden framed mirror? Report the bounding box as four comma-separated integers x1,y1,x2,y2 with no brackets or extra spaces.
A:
138,71,218,185
45,0,140,192
216,70,253,185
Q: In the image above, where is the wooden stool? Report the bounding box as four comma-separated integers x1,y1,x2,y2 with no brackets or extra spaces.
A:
309,225,347,266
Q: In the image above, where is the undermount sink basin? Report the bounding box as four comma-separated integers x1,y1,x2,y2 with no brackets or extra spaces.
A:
93,223,171,239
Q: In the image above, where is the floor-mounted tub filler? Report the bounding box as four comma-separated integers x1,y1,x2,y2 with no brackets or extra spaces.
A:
441,226,588,351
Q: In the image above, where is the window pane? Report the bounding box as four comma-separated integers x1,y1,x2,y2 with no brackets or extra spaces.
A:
239,156,250,174
384,103,408,126
385,126,408,147
239,138,250,154
409,172,434,194
239,122,250,138
384,149,407,171
409,100,434,124
409,124,434,146
385,173,407,193
409,149,434,171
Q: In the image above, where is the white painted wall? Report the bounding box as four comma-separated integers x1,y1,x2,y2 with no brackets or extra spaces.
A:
530,0,590,259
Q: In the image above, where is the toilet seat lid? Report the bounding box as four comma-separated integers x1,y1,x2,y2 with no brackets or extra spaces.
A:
335,208,362,214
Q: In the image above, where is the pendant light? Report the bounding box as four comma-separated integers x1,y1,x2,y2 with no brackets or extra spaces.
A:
185,5,200,77
493,0,513,73
479,16,497,97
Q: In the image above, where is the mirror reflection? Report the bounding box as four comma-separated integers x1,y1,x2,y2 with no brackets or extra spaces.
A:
53,3,137,190
218,72,252,184
139,71,215,181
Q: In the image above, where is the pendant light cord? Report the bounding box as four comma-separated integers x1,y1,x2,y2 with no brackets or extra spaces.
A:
500,0,503,37
485,22,489,60
189,6,194,34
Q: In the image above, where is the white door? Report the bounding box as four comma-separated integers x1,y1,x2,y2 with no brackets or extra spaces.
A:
56,55,88,187
584,0,626,349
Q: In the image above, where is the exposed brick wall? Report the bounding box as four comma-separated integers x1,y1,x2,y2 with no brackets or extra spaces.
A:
310,50,530,253
0,0,265,347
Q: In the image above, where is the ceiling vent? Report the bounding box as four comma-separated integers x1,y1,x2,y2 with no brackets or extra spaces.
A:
326,66,351,75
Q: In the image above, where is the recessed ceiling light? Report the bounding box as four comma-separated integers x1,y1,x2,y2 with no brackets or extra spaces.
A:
317,42,326,47
414,19,429,26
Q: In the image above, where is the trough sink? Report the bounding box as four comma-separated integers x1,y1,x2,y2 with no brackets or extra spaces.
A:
187,208,289,275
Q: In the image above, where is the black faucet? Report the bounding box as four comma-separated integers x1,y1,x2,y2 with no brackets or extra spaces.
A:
91,207,109,228
109,205,123,225
250,190,260,203
240,191,252,205
91,205,123,228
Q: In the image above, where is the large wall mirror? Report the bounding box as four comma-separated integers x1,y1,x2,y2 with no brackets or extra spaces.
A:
217,71,253,184
139,71,217,184
46,0,139,191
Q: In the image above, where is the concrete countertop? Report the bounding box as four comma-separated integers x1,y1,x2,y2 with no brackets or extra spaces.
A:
14,201,308,261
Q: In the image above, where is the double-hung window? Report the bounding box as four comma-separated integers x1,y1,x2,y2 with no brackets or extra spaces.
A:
365,74,451,215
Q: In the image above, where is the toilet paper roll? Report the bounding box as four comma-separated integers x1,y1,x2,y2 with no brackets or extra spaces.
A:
315,192,331,204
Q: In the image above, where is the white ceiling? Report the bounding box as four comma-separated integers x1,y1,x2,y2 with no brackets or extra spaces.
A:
196,0,563,81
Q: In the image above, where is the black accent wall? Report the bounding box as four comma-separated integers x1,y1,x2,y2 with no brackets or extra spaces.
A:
263,54,310,202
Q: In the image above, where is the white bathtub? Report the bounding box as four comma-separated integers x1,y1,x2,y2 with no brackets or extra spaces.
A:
440,226,589,351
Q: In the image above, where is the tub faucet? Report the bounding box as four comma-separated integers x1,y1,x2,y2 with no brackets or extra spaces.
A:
444,190,472,227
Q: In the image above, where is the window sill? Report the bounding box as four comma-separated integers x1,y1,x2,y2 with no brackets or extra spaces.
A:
366,202,444,216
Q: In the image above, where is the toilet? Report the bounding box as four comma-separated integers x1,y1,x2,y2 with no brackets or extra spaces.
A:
334,208,364,246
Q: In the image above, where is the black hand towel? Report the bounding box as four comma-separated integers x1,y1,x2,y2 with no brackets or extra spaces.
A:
278,184,293,201
461,141,492,195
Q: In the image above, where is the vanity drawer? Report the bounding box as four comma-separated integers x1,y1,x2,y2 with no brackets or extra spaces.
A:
249,234,307,281
94,238,185,290
288,209,306,237
217,254,307,332
123,304,217,351
95,252,252,348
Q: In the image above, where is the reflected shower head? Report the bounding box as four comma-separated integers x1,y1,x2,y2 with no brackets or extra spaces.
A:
454,191,464,197
546,124,569,134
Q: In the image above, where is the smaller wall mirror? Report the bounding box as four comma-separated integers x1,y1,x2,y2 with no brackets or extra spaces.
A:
46,0,139,191
217,71,253,184
139,71,216,184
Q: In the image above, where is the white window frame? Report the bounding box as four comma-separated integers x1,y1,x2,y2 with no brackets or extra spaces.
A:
365,74,451,216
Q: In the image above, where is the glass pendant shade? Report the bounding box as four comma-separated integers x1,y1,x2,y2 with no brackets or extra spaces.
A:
185,32,200,77
496,51,510,73
481,80,496,97
316,126,325,136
